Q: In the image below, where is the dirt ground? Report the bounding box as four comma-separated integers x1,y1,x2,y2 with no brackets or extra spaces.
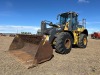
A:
0,36,100,75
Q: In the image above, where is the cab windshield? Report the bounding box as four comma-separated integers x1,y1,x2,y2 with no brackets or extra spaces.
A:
60,16,70,25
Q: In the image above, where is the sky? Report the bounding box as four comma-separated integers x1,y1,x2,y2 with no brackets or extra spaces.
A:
0,0,100,34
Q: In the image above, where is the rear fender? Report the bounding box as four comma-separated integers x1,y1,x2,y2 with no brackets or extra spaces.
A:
81,29,88,36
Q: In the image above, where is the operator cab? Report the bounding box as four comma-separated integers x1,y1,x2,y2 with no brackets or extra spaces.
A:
58,11,80,31
59,12,78,24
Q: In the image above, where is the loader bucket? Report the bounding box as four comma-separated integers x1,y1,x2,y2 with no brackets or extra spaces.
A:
8,34,53,69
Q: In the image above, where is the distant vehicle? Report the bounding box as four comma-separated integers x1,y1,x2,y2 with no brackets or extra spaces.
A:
9,34,16,37
0,33,6,36
21,32,32,35
91,32,100,39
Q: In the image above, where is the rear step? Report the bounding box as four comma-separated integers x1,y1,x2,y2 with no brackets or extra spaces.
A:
8,34,53,69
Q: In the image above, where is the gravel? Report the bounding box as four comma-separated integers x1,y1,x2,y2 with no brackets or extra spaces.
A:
0,36,100,75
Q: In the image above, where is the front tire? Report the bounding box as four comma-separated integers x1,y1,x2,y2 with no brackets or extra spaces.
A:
55,32,73,54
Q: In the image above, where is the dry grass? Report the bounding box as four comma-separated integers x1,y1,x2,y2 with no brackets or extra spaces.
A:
0,36,100,75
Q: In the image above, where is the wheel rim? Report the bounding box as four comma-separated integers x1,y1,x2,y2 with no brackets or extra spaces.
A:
64,39,71,49
83,38,87,45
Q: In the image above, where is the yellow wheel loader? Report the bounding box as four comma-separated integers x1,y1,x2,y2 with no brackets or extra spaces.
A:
39,11,88,54
8,11,88,68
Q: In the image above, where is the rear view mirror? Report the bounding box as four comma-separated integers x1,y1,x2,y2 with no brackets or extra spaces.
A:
57,14,60,20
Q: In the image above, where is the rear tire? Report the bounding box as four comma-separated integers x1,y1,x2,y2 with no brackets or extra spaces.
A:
55,32,73,54
78,34,87,48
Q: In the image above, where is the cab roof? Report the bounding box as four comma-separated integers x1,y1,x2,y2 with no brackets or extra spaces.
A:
60,11,78,17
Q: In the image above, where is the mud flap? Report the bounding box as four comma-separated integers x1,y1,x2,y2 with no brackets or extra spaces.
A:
8,34,53,69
